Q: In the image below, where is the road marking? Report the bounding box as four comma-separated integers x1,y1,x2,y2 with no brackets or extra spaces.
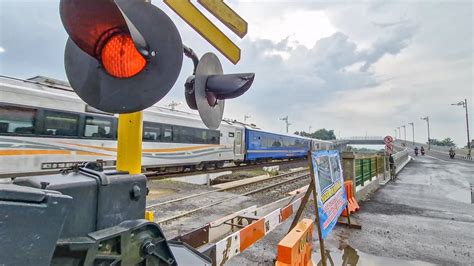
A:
425,154,447,162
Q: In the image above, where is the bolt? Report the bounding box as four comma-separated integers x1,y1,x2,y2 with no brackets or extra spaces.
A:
142,241,156,255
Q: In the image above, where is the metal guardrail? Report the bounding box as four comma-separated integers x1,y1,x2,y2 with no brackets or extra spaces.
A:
354,148,410,187
392,148,410,174
355,156,384,186
341,136,384,141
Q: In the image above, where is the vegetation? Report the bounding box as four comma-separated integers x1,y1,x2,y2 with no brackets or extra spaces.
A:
429,138,456,147
295,128,336,140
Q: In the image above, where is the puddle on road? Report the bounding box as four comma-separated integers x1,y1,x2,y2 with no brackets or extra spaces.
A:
314,246,434,266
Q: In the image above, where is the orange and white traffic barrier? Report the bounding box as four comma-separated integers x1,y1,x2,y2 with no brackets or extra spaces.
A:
209,195,304,265
342,180,359,217
275,218,314,266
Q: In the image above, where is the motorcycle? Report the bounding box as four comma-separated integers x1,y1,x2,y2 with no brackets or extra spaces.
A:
420,147,425,156
414,149,419,156
449,150,455,159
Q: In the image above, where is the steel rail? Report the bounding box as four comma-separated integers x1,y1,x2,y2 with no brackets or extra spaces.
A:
154,173,310,224
146,169,308,208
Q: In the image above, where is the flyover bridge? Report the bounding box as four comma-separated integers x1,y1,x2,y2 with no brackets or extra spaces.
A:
332,136,386,149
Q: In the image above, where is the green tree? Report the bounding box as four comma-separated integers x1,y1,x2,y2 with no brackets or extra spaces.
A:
294,128,336,140
429,138,456,147
312,128,336,140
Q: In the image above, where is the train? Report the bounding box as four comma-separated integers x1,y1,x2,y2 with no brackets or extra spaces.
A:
0,75,333,177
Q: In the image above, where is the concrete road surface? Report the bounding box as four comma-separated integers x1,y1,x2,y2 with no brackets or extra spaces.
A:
348,152,474,265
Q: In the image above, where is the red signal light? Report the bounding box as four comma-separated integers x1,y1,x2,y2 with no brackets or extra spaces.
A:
101,33,146,78
61,0,183,113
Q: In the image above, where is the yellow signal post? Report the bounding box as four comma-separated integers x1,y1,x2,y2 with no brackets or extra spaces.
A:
116,112,143,175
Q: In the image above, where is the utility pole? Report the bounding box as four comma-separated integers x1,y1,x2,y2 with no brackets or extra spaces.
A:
451,99,471,158
309,126,312,134
394,129,397,140
402,125,407,145
421,116,430,150
280,116,290,133
244,114,251,124
166,101,182,111
408,122,415,146
397,127,401,140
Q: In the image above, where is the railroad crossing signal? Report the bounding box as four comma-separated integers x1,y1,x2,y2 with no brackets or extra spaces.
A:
184,52,254,129
60,0,183,113
164,0,248,64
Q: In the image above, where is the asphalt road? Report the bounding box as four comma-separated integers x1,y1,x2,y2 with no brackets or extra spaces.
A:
348,151,474,265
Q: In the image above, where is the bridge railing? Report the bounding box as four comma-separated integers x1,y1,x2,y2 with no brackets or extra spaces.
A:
392,148,410,174
354,156,384,186
345,148,411,190
340,136,384,141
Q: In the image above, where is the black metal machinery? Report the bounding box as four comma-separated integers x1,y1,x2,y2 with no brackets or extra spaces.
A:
0,162,211,265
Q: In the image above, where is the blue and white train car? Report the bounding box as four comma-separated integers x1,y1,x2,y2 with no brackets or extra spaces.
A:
244,128,311,162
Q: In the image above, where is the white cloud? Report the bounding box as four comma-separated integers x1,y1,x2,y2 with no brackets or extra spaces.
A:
0,46,5,53
0,1,472,146
247,9,337,49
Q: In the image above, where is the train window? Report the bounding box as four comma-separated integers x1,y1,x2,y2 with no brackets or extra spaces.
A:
195,129,208,144
272,140,282,147
262,136,271,147
84,116,113,139
235,131,241,145
162,125,172,142
178,127,194,143
0,105,36,134
172,126,181,142
143,122,161,141
209,130,220,144
42,111,79,137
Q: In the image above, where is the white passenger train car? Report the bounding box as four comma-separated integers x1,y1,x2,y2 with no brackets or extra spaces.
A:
0,76,245,177
311,139,333,151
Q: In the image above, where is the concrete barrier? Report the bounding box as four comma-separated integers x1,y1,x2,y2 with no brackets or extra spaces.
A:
392,148,411,174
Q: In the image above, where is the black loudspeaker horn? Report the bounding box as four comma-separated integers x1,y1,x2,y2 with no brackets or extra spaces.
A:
185,52,254,129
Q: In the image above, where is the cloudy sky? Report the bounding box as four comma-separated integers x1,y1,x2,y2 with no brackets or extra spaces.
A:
0,0,472,146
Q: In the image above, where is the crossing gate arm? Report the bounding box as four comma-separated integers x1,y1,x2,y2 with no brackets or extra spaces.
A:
171,195,305,265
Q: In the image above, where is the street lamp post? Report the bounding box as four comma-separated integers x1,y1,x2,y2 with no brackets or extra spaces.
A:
402,125,407,145
280,116,290,133
394,129,397,140
421,116,430,150
397,127,401,140
451,99,471,158
408,122,415,146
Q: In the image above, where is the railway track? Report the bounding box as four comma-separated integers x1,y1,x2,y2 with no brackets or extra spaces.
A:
147,169,310,224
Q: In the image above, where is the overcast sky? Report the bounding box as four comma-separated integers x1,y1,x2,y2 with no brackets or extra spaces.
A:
0,0,472,146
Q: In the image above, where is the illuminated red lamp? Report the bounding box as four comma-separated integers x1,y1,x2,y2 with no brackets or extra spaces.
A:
101,33,146,78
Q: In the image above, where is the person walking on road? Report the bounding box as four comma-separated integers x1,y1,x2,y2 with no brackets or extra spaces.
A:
389,154,396,180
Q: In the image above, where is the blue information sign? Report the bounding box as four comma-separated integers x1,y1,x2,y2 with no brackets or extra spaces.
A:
311,150,347,239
